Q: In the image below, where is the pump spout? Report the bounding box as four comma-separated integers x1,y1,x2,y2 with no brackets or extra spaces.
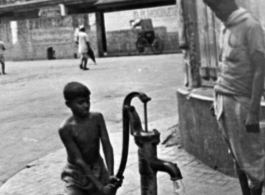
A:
150,158,183,181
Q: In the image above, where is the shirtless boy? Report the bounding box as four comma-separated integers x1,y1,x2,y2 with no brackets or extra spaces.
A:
59,81,120,195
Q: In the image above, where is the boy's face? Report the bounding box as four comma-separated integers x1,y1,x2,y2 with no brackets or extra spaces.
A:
67,96,90,118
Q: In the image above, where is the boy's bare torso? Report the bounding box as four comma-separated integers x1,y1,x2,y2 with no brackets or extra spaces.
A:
63,112,102,165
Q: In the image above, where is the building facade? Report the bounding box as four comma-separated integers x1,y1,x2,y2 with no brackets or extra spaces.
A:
0,1,180,61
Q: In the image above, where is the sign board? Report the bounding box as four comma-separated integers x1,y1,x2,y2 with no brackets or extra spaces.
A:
38,5,67,18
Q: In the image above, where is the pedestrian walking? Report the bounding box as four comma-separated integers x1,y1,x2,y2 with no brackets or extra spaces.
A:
0,41,6,75
77,26,90,71
203,0,265,195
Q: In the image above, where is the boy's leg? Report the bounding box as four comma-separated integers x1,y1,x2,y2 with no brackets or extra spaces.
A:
219,95,265,195
83,54,89,70
215,95,265,195
235,162,251,195
2,62,5,74
79,56,84,70
250,182,263,195
0,55,5,74
64,185,88,195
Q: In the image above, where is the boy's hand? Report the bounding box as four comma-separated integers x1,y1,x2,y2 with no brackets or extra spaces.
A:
109,175,123,188
101,183,117,195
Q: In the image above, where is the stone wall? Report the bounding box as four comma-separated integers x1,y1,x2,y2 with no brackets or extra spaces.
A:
177,88,265,177
1,14,97,61
0,4,179,60
177,88,235,177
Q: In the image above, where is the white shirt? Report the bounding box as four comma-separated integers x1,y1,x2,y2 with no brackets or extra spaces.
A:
78,32,89,54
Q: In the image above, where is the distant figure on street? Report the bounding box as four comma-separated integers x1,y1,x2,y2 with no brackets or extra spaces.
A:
0,41,6,75
59,81,122,195
203,0,265,195
77,26,90,71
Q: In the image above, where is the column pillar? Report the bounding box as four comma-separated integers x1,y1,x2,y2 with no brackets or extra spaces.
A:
95,11,107,57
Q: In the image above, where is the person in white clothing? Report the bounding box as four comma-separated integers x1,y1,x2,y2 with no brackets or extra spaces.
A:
78,26,90,70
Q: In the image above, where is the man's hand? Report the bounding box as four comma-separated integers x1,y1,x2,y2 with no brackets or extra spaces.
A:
101,183,117,195
109,175,123,188
245,112,260,133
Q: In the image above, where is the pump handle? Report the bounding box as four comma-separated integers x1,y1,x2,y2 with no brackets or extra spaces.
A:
116,92,151,179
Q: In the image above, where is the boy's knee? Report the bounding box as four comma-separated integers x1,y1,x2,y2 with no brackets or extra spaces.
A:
64,185,88,195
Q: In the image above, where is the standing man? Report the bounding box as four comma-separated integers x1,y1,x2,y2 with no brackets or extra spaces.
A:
0,41,6,75
77,25,90,71
203,0,265,195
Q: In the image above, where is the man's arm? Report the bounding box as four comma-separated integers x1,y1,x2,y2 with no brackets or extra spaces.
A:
246,51,265,125
245,22,265,126
98,113,114,176
59,125,105,190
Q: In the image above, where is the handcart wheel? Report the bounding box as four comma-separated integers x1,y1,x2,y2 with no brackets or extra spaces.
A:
136,37,149,54
151,36,164,54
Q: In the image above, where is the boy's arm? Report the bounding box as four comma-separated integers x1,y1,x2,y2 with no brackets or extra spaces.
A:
98,113,114,176
59,125,105,190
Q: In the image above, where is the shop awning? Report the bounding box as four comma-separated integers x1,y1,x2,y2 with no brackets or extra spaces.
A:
95,0,176,12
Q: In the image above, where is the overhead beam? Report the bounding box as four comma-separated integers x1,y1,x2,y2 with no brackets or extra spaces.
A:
0,0,176,19
95,0,176,12
0,0,96,14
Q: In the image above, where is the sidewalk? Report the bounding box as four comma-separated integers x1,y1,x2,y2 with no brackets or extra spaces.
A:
0,116,244,195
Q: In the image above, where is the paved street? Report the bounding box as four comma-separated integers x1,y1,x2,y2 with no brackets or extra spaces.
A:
0,118,245,195
1,54,263,194
0,54,184,186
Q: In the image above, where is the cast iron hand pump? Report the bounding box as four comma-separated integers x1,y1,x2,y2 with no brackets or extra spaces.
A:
113,92,183,195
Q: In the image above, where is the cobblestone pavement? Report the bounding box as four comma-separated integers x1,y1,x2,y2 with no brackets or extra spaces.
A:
0,118,255,195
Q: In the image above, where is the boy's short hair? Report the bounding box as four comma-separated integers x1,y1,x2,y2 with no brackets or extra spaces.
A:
63,81,90,101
